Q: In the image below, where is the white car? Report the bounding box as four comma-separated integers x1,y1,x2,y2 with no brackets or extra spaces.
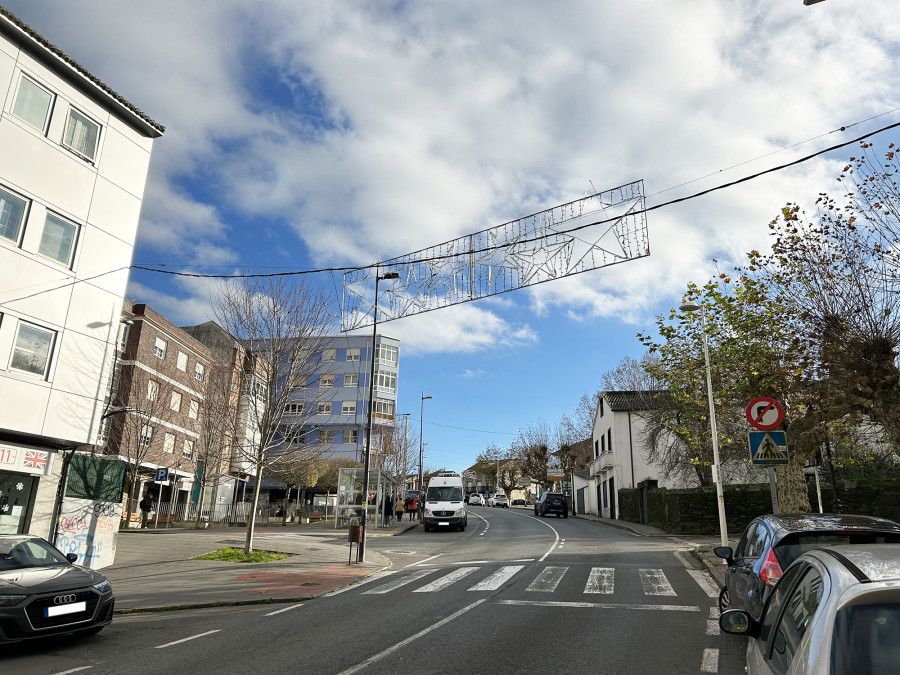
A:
488,494,509,508
468,494,484,506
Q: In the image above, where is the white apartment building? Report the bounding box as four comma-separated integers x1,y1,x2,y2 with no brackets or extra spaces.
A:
0,9,163,537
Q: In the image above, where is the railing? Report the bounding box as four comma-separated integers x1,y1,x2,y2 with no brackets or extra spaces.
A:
589,452,615,476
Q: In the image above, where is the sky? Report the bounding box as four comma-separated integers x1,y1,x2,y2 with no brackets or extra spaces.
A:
5,0,900,473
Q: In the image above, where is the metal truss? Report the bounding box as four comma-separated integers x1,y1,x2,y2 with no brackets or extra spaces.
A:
341,179,648,330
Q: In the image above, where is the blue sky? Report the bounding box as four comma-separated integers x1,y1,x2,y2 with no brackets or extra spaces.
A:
6,1,900,472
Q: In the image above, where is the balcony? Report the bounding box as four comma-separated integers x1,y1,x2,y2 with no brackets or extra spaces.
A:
589,453,615,477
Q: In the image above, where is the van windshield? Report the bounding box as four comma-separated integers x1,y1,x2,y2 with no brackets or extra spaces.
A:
427,486,463,501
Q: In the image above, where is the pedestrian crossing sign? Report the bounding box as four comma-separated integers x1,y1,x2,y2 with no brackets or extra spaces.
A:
749,431,788,465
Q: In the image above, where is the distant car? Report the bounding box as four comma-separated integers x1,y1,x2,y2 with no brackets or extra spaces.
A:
715,513,900,620
720,543,900,674
534,491,568,518
511,499,525,507
488,494,509,508
0,535,115,644
468,494,484,506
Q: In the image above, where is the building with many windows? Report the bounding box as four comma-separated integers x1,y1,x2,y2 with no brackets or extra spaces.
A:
0,9,163,536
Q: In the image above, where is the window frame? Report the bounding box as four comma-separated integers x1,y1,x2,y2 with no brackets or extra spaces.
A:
344,373,358,388
320,374,335,388
61,105,101,162
375,344,398,367
37,212,79,268
317,402,332,415
323,348,336,362
345,348,360,362
375,370,397,394
182,439,194,459
139,424,154,447
188,399,200,420
163,432,176,454
318,429,334,445
345,429,358,445
342,401,357,416
154,337,167,359
147,379,159,401
12,74,54,133
170,390,182,412
0,184,30,246
9,320,56,379
176,351,188,372
283,402,303,415
195,362,205,382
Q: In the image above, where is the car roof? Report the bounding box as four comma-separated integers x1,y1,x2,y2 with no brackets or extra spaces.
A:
761,513,900,536
817,544,900,582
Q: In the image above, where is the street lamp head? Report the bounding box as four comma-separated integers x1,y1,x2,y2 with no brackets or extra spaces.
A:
422,395,432,401
679,301,702,312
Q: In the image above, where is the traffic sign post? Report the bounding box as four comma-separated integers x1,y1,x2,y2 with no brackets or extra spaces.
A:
746,397,784,430
749,431,789,464
155,467,169,483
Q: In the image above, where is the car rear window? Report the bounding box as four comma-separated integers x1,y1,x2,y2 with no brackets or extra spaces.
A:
831,603,900,674
775,532,900,568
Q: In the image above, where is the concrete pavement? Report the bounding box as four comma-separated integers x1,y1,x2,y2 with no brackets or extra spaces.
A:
105,513,729,613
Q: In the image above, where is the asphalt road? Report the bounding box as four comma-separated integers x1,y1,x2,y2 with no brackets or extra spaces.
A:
1,507,748,674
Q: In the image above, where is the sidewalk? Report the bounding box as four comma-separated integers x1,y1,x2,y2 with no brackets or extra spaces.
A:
105,514,730,613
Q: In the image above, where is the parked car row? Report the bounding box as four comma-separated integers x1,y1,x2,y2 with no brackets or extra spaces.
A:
716,513,900,674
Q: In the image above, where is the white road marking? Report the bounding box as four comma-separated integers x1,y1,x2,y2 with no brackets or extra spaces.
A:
686,568,720,598
498,600,700,612
406,553,443,568
527,566,567,593
336,600,487,675
709,606,719,619
639,568,676,596
364,570,433,594
155,630,221,649
584,567,615,594
55,668,92,674
700,648,719,672
469,566,524,591
469,510,489,536
706,619,720,636
265,603,304,616
527,515,561,561
413,567,478,592
322,571,396,596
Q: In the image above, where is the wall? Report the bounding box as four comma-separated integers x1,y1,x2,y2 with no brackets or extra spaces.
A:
55,496,121,569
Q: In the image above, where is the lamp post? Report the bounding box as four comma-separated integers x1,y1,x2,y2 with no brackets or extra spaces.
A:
358,270,400,563
680,301,729,547
419,393,431,496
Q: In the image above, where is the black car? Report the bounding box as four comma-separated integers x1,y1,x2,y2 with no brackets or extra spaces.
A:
534,492,568,518
0,535,115,643
715,513,900,621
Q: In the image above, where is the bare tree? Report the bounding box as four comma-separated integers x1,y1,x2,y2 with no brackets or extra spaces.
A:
214,274,334,553
191,362,234,525
265,449,324,525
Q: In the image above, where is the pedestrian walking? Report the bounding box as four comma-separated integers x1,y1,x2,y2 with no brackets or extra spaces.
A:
394,496,404,522
407,495,418,520
382,494,391,526
139,493,153,529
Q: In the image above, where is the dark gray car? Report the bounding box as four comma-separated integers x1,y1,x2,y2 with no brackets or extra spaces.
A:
0,535,114,643
715,513,900,621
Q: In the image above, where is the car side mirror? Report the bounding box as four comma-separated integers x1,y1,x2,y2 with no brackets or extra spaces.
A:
66,553,78,563
713,546,734,565
719,610,759,638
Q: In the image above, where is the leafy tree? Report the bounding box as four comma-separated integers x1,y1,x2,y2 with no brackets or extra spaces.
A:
265,450,323,524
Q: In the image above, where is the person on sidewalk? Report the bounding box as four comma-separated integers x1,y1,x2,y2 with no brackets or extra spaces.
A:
139,493,153,529
394,496,404,522
382,495,391,526
406,495,418,520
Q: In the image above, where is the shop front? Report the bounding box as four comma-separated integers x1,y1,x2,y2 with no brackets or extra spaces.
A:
0,444,52,534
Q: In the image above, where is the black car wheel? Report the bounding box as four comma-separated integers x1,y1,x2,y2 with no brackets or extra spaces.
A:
718,586,730,613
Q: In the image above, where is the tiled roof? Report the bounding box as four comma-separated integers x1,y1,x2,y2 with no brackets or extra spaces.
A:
602,390,667,412
0,6,164,135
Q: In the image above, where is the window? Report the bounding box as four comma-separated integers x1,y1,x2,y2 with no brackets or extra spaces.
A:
13,75,53,132
170,390,182,412
346,348,360,362
284,427,307,445
320,374,334,388
163,432,175,454
38,213,78,266
97,417,109,446
767,569,824,673
342,401,356,416
284,402,303,415
600,399,604,417
10,322,55,377
183,439,194,459
139,425,153,447
0,185,28,244
62,107,100,161
600,435,606,454
289,373,306,389
154,337,167,359
376,344,398,367
195,363,205,382
318,429,334,444
594,439,599,458
189,400,199,420
117,322,130,353
607,429,611,453
176,351,188,371
323,349,336,362
317,402,331,415
344,373,358,388
373,399,395,420
345,429,358,444
376,371,396,394
146,380,159,401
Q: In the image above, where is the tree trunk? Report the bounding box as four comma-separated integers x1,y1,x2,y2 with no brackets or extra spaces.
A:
775,453,811,513
244,463,264,554
281,487,291,526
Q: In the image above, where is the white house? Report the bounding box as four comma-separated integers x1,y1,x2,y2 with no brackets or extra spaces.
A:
0,8,163,538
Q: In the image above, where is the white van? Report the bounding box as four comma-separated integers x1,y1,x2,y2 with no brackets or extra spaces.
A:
423,473,467,532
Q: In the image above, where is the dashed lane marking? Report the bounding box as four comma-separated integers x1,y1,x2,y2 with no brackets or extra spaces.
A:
155,630,221,649
700,648,719,672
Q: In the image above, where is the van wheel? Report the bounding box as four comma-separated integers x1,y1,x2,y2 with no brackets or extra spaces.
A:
563,513,568,518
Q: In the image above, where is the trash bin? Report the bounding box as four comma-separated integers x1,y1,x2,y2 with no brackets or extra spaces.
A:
348,524,363,543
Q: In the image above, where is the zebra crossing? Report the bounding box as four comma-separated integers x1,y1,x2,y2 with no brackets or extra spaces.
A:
362,564,700,599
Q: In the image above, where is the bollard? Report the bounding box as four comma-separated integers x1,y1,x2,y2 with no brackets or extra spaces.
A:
348,524,363,564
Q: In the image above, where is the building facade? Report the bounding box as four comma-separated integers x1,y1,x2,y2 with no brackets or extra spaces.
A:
0,9,162,536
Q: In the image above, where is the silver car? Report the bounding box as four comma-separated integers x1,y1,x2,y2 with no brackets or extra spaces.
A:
489,494,509,508
719,543,900,674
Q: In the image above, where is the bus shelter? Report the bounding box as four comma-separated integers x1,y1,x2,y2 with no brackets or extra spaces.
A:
336,467,398,529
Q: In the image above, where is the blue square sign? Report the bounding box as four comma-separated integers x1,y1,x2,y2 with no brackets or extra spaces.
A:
155,467,169,483
749,431,788,465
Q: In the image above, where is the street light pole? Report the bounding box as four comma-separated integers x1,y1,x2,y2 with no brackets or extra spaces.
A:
359,270,400,563
680,301,729,547
419,393,431,520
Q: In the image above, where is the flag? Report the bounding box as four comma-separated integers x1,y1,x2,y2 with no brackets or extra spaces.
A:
23,450,47,470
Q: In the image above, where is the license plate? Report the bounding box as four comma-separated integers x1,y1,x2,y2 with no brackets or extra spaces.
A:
438,521,450,526
45,601,86,618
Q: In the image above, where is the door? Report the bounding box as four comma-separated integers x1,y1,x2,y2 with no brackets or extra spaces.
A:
609,476,616,520
0,472,37,534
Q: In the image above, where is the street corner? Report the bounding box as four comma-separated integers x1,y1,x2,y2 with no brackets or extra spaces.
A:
232,566,378,598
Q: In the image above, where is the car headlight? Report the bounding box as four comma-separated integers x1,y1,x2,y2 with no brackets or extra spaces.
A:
424,508,433,517
93,579,112,594
455,508,465,517
0,595,26,607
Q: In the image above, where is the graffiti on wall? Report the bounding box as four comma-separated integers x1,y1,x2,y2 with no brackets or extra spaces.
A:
57,497,122,570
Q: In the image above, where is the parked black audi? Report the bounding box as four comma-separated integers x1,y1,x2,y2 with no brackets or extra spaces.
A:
0,534,114,643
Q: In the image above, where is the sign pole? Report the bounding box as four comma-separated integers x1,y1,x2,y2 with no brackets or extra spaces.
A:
767,467,780,514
